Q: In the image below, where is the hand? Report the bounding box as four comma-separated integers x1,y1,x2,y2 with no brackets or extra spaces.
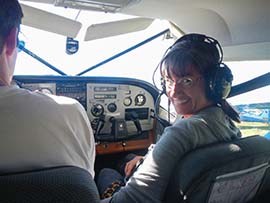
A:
100,197,112,203
124,155,143,177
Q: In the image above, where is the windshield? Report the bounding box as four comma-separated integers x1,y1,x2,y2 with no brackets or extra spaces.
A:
16,3,171,80
15,3,269,137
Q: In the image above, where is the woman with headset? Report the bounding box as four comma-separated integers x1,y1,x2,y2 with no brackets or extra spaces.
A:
98,33,242,203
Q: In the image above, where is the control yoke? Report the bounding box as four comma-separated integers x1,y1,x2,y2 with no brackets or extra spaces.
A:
110,117,128,140
95,111,143,141
94,114,105,137
128,111,142,134
110,111,142,140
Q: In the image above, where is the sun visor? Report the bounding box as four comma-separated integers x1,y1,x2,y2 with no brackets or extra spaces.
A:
21,3,82,38
84,17,153,41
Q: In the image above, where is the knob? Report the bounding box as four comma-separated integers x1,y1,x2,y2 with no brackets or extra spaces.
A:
107,103,117,113
123,97,132,106
91,104,104,117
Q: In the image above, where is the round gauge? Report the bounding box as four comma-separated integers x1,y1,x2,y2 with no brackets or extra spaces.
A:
123,97,132,106
135,94,146,106
40,88,53,94
91,103,104,117
107,103,117,113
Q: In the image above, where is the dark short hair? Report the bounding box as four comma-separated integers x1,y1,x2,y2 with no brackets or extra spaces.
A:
160,36,240,122
0,0,23,52
161,40,220,79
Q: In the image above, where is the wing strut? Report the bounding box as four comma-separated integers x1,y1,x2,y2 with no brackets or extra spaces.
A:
229,73,270,98
76,29,169,76
19,43,67,76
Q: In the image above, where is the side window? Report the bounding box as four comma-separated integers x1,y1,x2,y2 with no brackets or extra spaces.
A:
229,87,270,138
227,61,270,138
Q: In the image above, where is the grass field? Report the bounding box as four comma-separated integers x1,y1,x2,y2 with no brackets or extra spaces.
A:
236,121,270,137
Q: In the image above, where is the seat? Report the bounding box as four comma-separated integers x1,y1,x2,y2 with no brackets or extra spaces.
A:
0,166,100,203
164,135,270,203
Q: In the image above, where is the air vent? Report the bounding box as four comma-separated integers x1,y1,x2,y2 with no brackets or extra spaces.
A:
55,0,141,13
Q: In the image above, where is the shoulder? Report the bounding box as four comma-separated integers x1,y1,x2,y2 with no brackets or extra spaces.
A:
193,106,224,120
159,118,201,145
161,108,221,142
171,115,209,133
153,117,204,158
8,86,85,113
43,93,86,115
45,93,81,106
26,88,82,109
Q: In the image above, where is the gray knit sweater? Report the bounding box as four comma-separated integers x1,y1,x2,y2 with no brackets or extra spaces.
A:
108,106,241,203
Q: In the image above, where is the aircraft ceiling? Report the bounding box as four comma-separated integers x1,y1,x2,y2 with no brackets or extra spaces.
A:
19,0,270,61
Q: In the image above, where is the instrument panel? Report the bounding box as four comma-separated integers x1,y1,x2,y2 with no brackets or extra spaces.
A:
13,76,159,145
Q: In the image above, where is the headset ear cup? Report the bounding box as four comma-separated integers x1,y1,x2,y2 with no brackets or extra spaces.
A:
209,64,233,100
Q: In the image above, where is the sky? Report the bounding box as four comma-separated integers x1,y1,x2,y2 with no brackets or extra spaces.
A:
15,2,270,106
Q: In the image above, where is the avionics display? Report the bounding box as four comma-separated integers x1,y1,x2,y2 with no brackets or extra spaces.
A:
94,94,117,99
94,86,117,92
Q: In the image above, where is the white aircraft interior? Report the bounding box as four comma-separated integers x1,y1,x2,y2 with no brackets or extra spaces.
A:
19,0,270,61
2,0,270,202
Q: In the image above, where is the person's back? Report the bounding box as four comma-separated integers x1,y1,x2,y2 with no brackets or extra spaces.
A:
0,0,95,177
0,86,95,176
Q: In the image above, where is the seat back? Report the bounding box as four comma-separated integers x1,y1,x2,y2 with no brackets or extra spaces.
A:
164,135,270,203
0,166,100,203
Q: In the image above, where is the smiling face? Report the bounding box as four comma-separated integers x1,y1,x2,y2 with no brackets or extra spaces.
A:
165,65,213,117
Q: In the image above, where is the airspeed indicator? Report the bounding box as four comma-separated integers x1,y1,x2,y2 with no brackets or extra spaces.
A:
135,94,146,106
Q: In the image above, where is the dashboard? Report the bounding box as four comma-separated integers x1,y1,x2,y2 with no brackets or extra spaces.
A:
13,76,159,154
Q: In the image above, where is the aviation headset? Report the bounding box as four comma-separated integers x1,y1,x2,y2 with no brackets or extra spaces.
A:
159,33,233,101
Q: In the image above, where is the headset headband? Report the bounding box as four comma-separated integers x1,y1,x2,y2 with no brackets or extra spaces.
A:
170,33,223,64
